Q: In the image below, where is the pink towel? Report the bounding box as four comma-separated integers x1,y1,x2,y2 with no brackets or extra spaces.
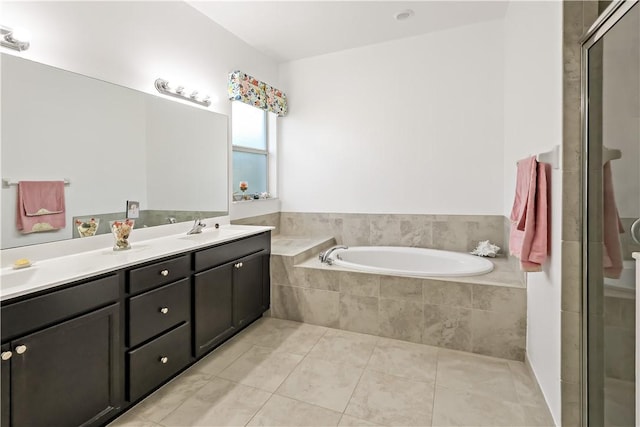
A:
16,181,66,233
509,157,549,272
603,161,624,279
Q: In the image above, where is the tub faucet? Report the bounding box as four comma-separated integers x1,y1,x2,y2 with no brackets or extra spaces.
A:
187,218,206,235
319,245,348,265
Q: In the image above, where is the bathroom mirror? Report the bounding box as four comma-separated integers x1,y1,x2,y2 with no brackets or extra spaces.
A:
1,54,229,249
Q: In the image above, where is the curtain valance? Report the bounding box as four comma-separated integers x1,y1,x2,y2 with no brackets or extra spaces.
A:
228,70,288,116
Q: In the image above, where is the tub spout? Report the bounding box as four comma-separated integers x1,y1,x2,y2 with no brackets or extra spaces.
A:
319,245,348,265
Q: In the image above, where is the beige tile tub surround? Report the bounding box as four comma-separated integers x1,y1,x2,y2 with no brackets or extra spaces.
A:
110,317,554,427
271,255,526,361
278,212,505,251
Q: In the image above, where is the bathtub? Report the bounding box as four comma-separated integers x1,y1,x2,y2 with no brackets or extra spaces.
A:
327,246,494,277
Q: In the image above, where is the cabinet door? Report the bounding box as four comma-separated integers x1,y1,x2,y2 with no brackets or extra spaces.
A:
194,264,234,357
10,304,121,427
233,253,266,329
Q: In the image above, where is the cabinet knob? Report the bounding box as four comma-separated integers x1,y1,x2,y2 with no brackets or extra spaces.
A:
1,351,12,361
160,269,169,277
160,307,169,314
160,356,168,364
234,262,243,269
15,345,27,355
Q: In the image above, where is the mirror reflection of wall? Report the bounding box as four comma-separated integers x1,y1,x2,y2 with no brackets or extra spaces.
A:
1,54,229,249
603,6,640,259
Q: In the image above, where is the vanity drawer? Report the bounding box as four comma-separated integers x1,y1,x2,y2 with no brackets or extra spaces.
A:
128,278,190,347
128,255,190,295
195,232,270,272
127,322,191,401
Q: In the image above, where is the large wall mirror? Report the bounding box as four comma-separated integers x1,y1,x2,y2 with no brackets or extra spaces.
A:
1,54,229,249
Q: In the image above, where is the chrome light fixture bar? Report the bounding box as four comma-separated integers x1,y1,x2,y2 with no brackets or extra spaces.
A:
1,26,30,51
154,78,211,107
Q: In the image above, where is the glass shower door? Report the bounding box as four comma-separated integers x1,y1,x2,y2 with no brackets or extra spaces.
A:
583,2,640,426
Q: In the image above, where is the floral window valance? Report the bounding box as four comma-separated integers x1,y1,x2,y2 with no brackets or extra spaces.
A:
228,70,288,117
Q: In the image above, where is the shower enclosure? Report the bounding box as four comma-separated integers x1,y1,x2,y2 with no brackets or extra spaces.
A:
582,1,640,425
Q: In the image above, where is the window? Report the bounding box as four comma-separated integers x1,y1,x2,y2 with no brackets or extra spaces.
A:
232,101,273,198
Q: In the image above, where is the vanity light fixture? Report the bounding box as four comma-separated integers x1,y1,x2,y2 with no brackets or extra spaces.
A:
154,78,211,107
1,26,30,51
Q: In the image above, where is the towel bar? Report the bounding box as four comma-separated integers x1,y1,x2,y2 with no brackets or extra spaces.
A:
536,145,559,169
2,179,71,188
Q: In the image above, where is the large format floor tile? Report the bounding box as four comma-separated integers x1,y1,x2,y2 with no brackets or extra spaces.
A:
276,357,363,412
305,328,379,368
159,378,270,426
235,317,327,355
247,395,342,426
110,318,555,427
217,345,303,392
436,349,519,404
432,386,526,426
367,337,438,383
345,370,435,426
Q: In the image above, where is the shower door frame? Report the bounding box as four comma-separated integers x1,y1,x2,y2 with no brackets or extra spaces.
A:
580,1,639,425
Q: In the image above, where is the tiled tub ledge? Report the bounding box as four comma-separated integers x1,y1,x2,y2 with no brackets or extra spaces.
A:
270,251,526,361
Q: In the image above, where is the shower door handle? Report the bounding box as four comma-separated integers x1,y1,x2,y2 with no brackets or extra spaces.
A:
631,218,640,245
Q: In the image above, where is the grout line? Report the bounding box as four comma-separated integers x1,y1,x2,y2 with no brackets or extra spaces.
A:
244,392,276,426
340,334,380,420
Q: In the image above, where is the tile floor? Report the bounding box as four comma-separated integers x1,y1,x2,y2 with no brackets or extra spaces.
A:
109,317,555,427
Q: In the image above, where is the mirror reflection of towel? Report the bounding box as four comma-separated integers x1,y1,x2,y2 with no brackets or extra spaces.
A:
603,161,624,279
16,181,66,233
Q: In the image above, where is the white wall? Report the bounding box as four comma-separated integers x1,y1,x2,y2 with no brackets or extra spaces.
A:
278,20,505,214
1,0,281,221
503,2,563,424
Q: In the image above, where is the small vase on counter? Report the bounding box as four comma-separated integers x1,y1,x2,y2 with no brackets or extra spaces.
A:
110,219,134,251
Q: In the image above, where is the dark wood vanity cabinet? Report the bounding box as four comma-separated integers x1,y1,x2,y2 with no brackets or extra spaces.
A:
193,232,271,357
0,275,122,427
0,230,271,427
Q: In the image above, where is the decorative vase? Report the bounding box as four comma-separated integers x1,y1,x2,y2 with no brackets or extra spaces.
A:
239,181,249,200
75,218,100,238
110,219,134,251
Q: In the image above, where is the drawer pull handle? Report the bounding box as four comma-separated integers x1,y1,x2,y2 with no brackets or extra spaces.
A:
15,345,27,355
160,307,169,314
234,262,243,269
160,270,169,277
1,351,12,361
160,356,168,364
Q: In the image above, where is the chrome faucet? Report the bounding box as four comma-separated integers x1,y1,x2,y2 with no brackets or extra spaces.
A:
319,245,348,265
187,218,207,235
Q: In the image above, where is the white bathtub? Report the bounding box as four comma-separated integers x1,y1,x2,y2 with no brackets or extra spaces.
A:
328,246,494,277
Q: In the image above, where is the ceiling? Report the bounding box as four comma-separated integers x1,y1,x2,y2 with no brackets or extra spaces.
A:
188,1,510,63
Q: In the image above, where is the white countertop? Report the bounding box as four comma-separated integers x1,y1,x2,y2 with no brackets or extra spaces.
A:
0,224,273,302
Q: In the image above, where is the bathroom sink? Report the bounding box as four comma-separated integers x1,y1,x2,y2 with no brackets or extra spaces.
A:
178,228,246,243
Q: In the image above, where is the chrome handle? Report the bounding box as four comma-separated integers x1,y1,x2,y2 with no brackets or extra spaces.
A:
15,345,26,355
1,351,12,361
160,307,169,314
160,356,168,364
631,218,640,245
160,269,169,277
